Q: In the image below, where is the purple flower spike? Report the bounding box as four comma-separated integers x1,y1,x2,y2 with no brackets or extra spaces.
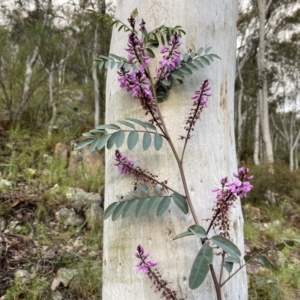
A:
181,80,211,140
135,245,184,299
156,32,181,80
210,168,254,237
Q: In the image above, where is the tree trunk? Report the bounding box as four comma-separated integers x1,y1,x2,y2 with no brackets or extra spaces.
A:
254,98,260,166
237,58,245,164
103,1,247,299
16,46,39,120
92,0,101,127
47,62,56,137
257,0,274,165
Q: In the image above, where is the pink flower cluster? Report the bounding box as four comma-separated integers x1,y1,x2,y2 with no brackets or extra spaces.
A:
118,66,153,100
135,245,157,273
210,168,253,237
213,167,253,199
156,33,181,79
114,149,134,175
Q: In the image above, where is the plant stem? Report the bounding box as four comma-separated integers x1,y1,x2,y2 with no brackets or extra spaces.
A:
219,252,225,284
210,264,222,300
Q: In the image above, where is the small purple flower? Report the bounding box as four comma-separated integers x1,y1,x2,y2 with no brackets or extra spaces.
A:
139,19,146,32
160,45,169,53
226,180,242,193
114,149,134,175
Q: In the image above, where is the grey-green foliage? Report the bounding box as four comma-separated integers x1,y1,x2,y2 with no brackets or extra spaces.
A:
76,118,164,152
103,183,189,221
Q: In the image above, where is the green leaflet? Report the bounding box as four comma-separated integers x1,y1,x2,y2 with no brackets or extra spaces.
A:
146,48,155,58
127,131,139,150
96,124,119,130
117,120,135,129
224,255,240,264
188,225,207,238
136,183,149,195
122,199,138,218
154,133,163,150
115,131,125,148
112,201,127,221
173,230,194,240
189,243,213,289
224,262,233,273
143,132,152,150
146,196,160,214
156,196,171,216
199,56,210,65
104,202,119,220
135,198,149,217
171,192,189,214
75,138,94,150
211,236,241,258
256,255,270,268
97,134,111,150
90,139,99,152
107,132,117,149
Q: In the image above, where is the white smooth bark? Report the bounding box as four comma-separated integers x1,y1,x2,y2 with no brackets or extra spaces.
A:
254,96,260,166
47,62,56,137
257,0,274,165
17,46,39,120
103,1,247,299
92,0,101,127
